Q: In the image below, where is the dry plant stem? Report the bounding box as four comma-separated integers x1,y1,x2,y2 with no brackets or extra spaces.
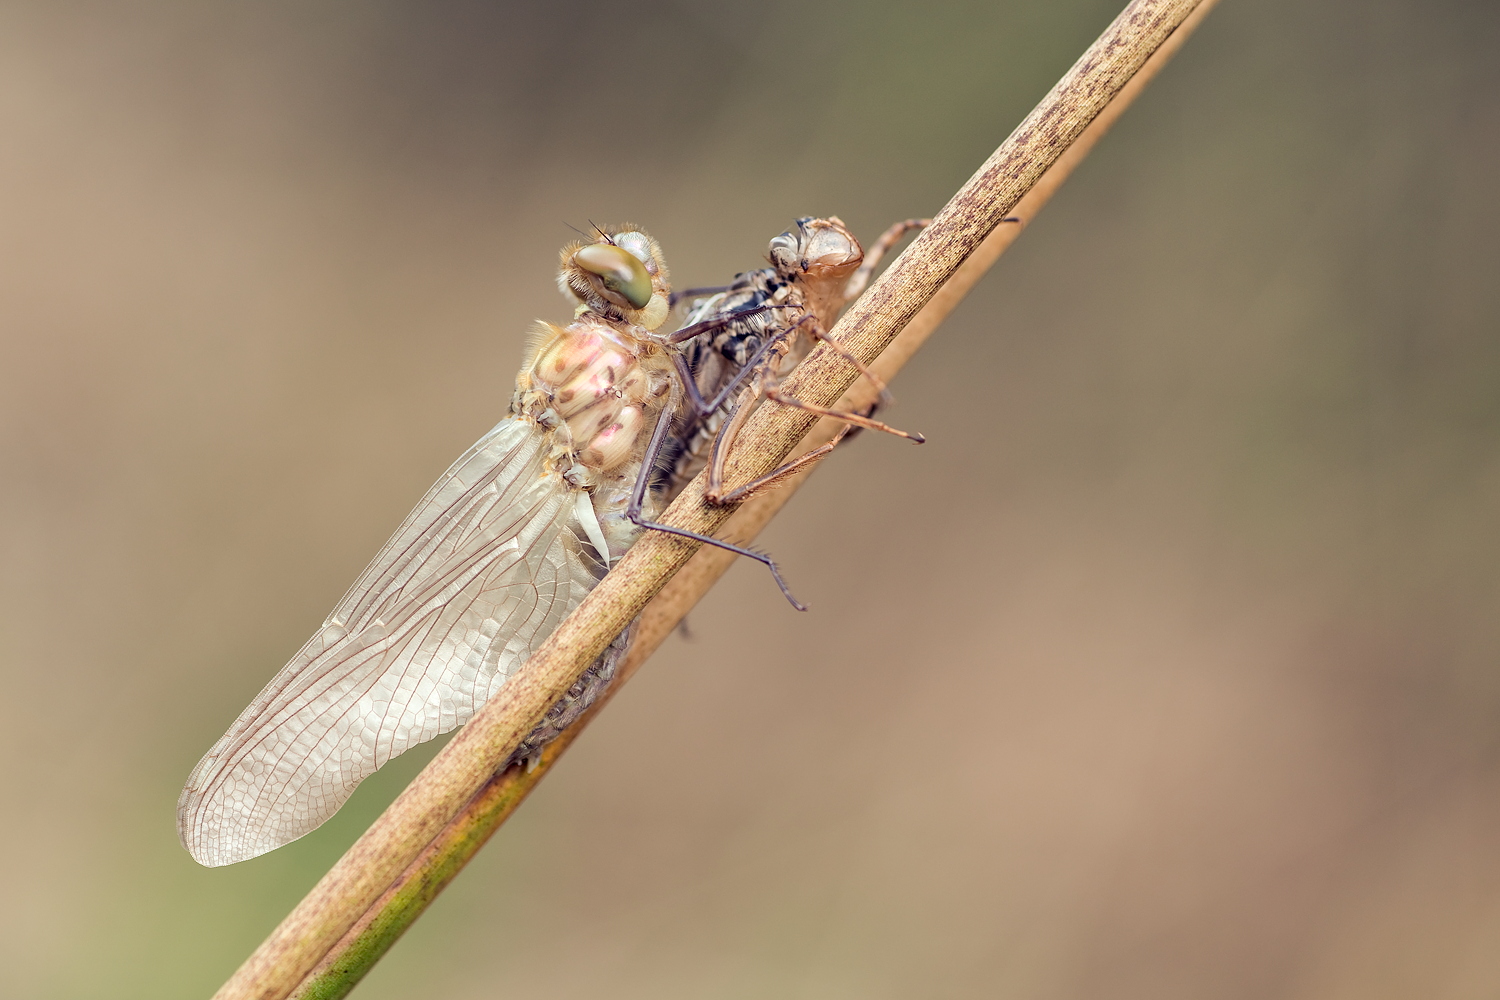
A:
217,2,1214,998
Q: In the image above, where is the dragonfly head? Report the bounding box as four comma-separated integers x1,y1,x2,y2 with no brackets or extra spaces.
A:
560,226,672,330
769,216,864,283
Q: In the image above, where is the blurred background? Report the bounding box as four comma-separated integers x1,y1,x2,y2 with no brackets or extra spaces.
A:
3,0,1499,997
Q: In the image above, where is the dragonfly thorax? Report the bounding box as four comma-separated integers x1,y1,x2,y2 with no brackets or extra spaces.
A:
517,315,673,479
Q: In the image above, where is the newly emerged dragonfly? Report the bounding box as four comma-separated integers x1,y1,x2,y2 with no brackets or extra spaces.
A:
178,227,791,867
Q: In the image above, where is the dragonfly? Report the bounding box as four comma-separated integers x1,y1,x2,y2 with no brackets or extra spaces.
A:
178,226,794,867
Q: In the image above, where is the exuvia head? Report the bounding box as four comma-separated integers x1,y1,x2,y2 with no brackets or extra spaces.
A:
559,225,671,330
768,216,864,282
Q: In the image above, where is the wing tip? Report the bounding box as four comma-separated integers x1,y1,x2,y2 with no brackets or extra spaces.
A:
177,804,286,867
177,772,291,868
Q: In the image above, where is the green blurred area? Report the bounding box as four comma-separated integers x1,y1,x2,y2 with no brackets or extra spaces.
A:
3,1,1499,997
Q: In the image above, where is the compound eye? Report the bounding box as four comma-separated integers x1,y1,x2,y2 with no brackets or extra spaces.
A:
612,231,658,273
574,243,653,309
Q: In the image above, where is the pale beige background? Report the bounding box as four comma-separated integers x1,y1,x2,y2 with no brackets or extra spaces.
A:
3,1,1499,997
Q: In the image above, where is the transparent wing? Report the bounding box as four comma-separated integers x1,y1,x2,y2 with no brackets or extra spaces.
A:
178,416,600,867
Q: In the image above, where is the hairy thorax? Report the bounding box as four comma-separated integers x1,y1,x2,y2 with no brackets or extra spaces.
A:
513,314,674,560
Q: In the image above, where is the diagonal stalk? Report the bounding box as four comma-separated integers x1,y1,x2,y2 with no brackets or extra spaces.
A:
213,2,1218,997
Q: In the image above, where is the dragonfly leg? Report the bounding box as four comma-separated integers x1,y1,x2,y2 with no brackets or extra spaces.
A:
626,366,807,610
701,341,919,507
701,379,897,507
829,399,885,446
700,330,920,505
762,378,925,443
669,325,794,420
627,510,806,611
758,297,923,443
703,387,755,503
704,423,856,506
